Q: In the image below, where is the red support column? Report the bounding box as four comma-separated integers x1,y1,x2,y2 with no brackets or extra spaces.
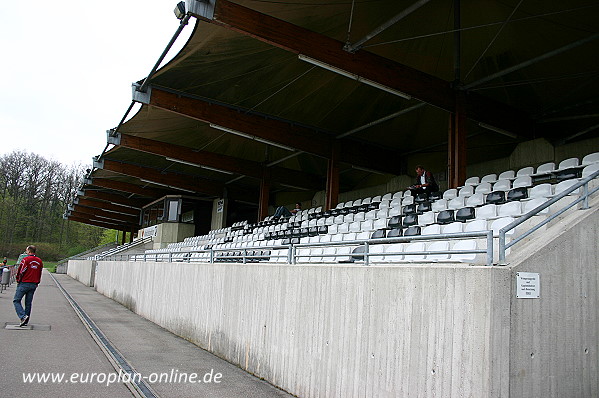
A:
448,96,467,188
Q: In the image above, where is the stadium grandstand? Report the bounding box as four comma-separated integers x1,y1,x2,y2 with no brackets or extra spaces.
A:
64,1,598,397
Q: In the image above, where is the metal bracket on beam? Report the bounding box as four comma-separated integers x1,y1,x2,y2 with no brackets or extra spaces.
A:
77,189,85,196
186,0,215,20
132,82,152,104
83,177,93,185
67,205,74,212
107,129,121,145
73,198,79,205
93,156,104,169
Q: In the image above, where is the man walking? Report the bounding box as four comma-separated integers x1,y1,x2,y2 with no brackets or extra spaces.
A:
13,245,43,327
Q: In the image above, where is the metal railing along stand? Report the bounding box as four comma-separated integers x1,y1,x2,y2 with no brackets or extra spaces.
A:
499,170,599,263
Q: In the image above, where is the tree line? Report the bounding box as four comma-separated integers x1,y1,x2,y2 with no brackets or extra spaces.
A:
0,150,110,260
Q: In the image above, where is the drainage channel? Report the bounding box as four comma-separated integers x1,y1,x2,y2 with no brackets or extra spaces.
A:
49,273,159,398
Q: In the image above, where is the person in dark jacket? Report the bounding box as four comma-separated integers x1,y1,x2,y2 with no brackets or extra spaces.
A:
408,165,439,198
13,245,43,327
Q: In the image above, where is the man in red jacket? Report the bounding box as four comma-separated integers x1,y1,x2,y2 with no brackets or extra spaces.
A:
13,245,43,327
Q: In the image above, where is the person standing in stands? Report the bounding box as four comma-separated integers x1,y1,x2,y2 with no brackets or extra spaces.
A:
273,202,302,219
13,245,43,327
408,165,439,198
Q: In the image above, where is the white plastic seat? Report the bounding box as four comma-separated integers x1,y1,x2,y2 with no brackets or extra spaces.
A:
361,197,372,205
557,157,579,170
352,199,362,207
553,179,580,196
382,193,393,201
343,232,357,241
498,201,523,217
490,217,517,238
402,196,414,206
458,186,474,197
466,193,485,207
337,223,350,234
464,219,488,232
523,198,550,215
422,224,441,235
426,241,450,262
481,173,497,183
419,211,436,226
376,209,390,219
354,212,365,222
493,180,511,192
535,162,555,175
343,213,355,223
529,183,553,199
356,231,370,241
516,166,534,177
369,244,387,263
382,243,404,262
331,233,344,242
498,170,516,180
443,189,458,200
582,152,599,165
476,204,497,220
441,222,463,234
404,242,426,262
392,191,404,199
450,240,478,262
319,235,332,243
309,248,323,263
448,196,466,210
325,216,335,226
475,182,493,194
361,220,375,231
582,163,599,178
513,176,533,188
378,200,391,209
464,176,480,186
432,199,448,212
365,210,377,220
334,214,345,224
371,195,382,203
390,198,402,208
349,221,362,233
388,207,401,217
322,247,337,263
317,218,326,227
373,218,388,230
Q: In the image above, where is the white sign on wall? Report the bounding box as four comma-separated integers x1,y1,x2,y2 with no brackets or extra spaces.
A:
516,272,540,299
217,199,225,213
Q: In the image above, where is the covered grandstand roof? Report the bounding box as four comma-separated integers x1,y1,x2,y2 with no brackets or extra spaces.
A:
69,0,599,230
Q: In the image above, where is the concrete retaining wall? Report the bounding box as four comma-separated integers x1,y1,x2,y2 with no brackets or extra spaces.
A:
95,262,511,397
507,204,599,397
67,260,96,287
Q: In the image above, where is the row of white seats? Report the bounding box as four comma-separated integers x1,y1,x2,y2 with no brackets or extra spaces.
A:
463,153,599,186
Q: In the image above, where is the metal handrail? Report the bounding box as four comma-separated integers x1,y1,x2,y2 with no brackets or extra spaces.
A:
108,230,494,265
498,170,599,262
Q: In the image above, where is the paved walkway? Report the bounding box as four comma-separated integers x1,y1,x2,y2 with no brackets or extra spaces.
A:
0,271,293,398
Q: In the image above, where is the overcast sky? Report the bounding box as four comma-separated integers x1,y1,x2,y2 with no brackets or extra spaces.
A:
0,1,194,167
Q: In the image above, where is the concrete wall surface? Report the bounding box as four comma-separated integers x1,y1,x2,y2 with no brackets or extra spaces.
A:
95,262,511,398
67,260,96,287
507,203,599,398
